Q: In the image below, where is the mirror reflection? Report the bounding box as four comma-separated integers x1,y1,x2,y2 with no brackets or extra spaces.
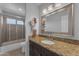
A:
40,4,74,35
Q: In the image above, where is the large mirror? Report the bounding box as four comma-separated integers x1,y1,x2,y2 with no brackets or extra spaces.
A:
40,4,74,35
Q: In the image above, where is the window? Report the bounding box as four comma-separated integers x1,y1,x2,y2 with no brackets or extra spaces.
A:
17,20,24,25
7,18,16,24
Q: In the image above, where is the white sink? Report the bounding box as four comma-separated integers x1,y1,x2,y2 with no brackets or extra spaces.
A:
41,39,55,45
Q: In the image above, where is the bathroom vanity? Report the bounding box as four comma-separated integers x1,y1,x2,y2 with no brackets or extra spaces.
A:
29,35,79,56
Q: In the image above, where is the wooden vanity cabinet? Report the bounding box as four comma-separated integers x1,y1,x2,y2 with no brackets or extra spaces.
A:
29,40,40,56
29,40,60,56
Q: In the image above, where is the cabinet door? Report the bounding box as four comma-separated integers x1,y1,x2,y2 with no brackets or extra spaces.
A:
29,40,40,56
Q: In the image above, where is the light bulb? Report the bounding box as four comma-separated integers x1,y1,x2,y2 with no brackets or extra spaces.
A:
42,9,47,14
48,5,53,11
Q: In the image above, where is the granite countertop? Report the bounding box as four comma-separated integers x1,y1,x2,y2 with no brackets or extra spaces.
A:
30,36,79,56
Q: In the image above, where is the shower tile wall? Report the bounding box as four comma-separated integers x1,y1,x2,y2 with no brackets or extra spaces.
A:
0,15,25,45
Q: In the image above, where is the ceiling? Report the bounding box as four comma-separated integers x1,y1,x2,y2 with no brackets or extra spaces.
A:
0,3,26,17
27,3,42,6
33,3,42,6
